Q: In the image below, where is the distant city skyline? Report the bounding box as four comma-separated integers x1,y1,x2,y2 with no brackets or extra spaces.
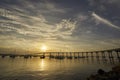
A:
0,0,120,52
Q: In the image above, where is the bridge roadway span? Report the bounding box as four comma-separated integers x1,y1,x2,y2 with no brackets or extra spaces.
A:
0,48,120,60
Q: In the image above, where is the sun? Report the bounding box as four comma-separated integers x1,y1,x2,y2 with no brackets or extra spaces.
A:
41,45,47,52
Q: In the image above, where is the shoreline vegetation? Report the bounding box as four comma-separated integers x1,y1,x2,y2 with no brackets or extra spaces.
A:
87,64,120,80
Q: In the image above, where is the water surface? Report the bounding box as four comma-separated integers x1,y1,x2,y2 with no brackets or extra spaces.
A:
0,57,119,80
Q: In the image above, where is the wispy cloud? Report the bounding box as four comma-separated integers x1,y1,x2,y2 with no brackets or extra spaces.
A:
0,6,77,41
92,12,120,30
0,0,120,50
45,1,66,13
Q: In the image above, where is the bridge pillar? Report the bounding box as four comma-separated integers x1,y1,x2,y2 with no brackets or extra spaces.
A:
66,52,72,59
86,52,88,58
66,52,68,57
116,51,120,58
49,52,51,57
62,52,64,57
70,52,71,57
77,52,80,58
43,52,45,56
101,51,106,58
96,52,100,63
49,52,53,58
54,52,56,57
82,52,84,58
116,51,120,62
74,52,77,59
73,52,75,57
96,52,99,58
108,51,114,58
58,52,60,57
91,52,94,58
91,52,94,63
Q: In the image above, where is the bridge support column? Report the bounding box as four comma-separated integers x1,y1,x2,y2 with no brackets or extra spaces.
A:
86,52,88,58
108,51,114,64
49,52,54,58
70,52,72,57
58,52,60,57
62,52,64,57
43,52,45,56
49,52,53,58
91,52,94,62
116,51,120,62
96,52,99,58
101,51,106,58
49,52,51,57
82,52,84,58
91,52,94,58
108,51,114,58
116,51,120,58
74,52,77,59
74,52,75,57
77,52,80,58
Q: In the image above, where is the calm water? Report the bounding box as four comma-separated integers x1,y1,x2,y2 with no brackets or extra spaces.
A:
0,57,119,80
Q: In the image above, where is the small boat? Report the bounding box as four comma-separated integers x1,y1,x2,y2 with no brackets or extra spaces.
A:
40,55,45,59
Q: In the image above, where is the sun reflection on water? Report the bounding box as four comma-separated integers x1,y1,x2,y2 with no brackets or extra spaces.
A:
39,59,46,71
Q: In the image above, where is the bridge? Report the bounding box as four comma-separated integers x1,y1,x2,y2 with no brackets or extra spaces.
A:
0,48,120,61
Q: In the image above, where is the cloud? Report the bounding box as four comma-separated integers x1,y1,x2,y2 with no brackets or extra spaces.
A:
92,12,120,30
0,6,77,41
88,0,120,5
103,0,120,4
0,0,70,41
0,0,119,50
45,1,66,13
88,0,120,13
55,19,77,39
56,19,76,32
77,15,88,21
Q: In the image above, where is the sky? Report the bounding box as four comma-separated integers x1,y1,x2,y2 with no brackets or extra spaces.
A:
0,0,120,52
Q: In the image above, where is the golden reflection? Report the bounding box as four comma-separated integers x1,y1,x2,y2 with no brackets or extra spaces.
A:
39,59,45,70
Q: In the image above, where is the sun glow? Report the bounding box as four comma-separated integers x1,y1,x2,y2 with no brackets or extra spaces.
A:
41,45,47,52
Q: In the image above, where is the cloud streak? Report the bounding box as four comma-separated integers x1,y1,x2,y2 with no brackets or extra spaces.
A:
0,0,120,51
0,6,77,41
92,12,120,30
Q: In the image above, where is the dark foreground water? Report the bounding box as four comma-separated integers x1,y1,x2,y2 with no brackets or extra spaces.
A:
0,57,120,80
